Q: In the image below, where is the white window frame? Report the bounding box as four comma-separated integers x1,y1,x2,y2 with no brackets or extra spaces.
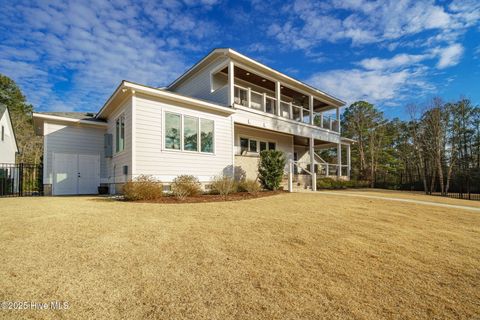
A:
115,114,125,154
238,136,277,156
163,111,215,155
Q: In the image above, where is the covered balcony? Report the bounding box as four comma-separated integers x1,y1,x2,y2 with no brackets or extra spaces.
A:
213,65,341,133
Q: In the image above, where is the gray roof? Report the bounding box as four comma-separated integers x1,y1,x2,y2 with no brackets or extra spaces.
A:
39,112,106,122
0,104,6,118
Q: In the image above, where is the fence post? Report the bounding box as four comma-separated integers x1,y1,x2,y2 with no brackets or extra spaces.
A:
18,163,24,197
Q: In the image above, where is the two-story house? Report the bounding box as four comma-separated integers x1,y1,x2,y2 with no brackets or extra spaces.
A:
33,48,352,195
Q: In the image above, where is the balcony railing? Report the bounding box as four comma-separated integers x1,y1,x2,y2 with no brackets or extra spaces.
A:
234,84,339,132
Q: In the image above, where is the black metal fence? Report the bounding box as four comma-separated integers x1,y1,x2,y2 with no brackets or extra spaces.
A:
375,170,480,201
0,163,43,197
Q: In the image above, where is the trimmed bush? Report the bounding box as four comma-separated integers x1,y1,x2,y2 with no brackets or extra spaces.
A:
211,175,237,199
238,179,261,195
316,178,371,190
258,150,286,190
171,175,202,200
123,175,163,201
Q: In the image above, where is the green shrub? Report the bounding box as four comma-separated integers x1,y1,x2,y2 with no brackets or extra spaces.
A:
211,175,237,199
171,175,202,200
238,179,261,195
123,175,163,201
258,150,286,190
316,178,370,190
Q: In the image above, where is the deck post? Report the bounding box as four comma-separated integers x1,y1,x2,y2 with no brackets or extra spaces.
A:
275,81,281,116
337,142,342,178
309,95,314,125
228,60,235,107
247,87,251,109
336,107,341,132
288,160,293,192
310,136,317,191
347,143,351,178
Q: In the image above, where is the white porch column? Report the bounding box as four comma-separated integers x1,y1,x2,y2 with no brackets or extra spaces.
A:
228,60,235,107
347,143,351,178
336,107,341,132
309,95,314,125
288,160,293,192
310,135,317,191
275,81,281,116
337,142,342,178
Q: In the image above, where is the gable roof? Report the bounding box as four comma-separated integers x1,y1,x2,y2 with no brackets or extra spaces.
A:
0,104,19,153
95,80,236,119
167,48,345,107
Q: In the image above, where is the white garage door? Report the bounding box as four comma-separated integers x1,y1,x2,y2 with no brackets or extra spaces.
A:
53,153,100,195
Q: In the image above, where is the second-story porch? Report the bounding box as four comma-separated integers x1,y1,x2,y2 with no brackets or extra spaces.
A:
211,63,342,134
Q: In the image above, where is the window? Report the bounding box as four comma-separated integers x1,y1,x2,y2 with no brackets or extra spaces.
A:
240,137,276,154
1,126,4,141
240,137,249,154
200,119,214,153
165,112,214,153
260,141,267,152
184,116,198,151
249,139,258,152
115,115,125,153
165,113,181,150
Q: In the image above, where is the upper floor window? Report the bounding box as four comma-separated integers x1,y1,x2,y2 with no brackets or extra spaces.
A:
115,115,125,153
1,125,4,141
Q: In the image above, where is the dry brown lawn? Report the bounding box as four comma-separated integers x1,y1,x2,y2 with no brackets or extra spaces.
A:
0,192,479,320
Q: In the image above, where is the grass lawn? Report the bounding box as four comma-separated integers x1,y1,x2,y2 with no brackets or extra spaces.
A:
0,192,479,319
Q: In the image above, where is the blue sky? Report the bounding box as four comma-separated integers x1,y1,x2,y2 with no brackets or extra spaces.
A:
0,0,479,119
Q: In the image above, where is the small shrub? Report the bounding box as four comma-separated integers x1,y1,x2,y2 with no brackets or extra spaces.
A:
123,175,163,201
171,175,202,200
211,175,237,199
258,150,286,190
317,178,370,190
238,179,261,195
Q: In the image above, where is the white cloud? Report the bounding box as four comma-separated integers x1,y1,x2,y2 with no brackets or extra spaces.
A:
307,65,434,106
0,0,219,112
267,0,478,49
359,53,430,71
434,44,464,69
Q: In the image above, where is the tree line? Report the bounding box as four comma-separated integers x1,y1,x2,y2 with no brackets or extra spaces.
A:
0,74,43,165
342,99,480,195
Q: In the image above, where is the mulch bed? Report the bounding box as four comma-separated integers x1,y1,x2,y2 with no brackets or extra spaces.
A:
135,190,286,204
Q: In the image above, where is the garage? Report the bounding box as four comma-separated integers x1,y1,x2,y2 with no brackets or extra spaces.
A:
53,153,100,195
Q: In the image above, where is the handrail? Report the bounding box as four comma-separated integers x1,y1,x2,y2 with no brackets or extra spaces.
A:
234,85,340,132
313,152,327,164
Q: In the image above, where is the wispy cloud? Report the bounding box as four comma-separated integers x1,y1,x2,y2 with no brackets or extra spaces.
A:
267,0,479,49
307,67,433,107
0,0,219,112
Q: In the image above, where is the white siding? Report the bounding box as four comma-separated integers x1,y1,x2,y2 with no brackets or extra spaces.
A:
0,111,17,164
105,97,133,184
172,57,229,106
43,122,107,184
134,94,233,182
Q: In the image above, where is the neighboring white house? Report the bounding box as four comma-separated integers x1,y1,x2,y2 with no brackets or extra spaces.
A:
33,48,352,196
0,104,19,164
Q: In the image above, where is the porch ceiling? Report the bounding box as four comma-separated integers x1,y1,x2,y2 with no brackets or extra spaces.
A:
221,66,334,112
293,136,335,147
